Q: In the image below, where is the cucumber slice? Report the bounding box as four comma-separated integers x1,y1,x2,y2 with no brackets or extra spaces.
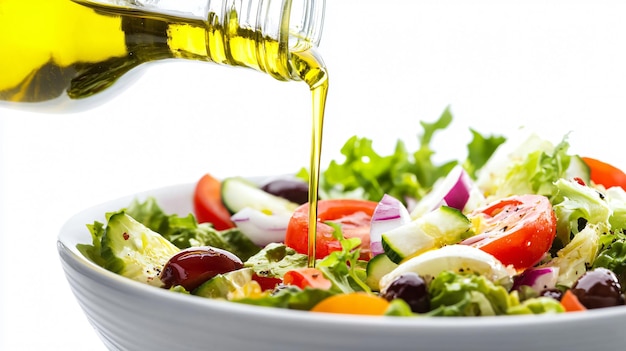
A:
365,254,398,291
221,177,299,215
193,268,254,298
566,155,591,184
102,212,180,287
382,206,471,264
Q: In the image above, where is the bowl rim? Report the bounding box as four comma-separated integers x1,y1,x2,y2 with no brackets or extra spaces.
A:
57,181,626,329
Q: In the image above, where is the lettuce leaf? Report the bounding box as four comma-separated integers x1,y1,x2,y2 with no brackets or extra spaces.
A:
383,271,563,317
384,299,417,317
426,271,519,317
298,107,504,205
543,223,602,287
593,235,626,286
77,221,106,267
463,129,507,179
80,197,262,267
552,178,611,248
232,286,334,310
475,132,575,204
316,222,370,293
126,197,260,261
605,187,626,230
244,243,308,278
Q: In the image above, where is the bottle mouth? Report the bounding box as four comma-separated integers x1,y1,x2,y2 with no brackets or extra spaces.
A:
287,0,325,50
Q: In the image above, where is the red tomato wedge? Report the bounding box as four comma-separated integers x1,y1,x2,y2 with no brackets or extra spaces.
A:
284,199,378,260
582,157,626,191
193,173,235,230
463,194,557,270
283,267,332,290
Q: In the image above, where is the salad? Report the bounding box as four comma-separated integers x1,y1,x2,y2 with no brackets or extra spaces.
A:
78,108,626,317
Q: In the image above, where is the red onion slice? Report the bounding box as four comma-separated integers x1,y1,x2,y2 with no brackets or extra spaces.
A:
231,207,291,246
512,266,560,293
369,194,411,256
411,165,479,218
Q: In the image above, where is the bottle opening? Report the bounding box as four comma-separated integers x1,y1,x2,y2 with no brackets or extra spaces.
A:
288,0,325,50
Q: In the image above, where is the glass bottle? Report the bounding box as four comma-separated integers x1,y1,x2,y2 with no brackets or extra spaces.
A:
0,0,326,111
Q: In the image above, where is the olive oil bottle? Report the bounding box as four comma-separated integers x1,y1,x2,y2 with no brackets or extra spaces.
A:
0,0,328,264
0,0,326,109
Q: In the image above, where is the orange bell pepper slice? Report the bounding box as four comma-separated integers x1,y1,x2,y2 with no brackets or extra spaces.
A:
310,292,390,315
561,290,587,312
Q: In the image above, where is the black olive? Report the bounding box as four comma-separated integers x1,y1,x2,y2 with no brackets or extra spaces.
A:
160,246,243,291
381,272,430,313
261,178,310,204
570,268,625,309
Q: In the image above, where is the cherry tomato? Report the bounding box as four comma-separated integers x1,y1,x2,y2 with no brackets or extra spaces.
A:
582,157,626,190
284,199,378,260
193,173,235,230
283,267,332,290
464,194,557,270
310,292,390,315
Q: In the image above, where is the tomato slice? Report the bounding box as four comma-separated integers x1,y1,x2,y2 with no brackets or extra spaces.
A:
283,267,332,290
193,173,235,230
582,157,626,191
284,199,378,260
464,194,556,270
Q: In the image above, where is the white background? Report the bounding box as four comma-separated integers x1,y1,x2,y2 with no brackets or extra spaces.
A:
2,1,626,349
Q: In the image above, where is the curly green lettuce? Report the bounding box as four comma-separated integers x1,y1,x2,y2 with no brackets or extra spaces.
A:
316,222,370,293
297,107,505,205
427,271,516,316
126,197,260,261
376,271,564,317
552,178,611,248
244,243,308,278
593,234,626,287
77,197,262,283
476,133,574,202
426,271,563,317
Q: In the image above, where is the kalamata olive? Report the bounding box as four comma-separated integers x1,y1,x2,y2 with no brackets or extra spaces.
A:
160,246,243,291
261,178,310,204
570,268,625,309
381,272,430,313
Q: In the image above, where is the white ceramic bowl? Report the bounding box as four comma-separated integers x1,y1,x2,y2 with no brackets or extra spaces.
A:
58,182,626,351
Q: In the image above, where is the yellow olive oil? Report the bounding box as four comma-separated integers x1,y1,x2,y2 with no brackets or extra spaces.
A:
0,0,301,103
290,49,328,267
0,0,327,265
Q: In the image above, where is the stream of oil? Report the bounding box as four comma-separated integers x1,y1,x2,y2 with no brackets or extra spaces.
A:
290,50,329,268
